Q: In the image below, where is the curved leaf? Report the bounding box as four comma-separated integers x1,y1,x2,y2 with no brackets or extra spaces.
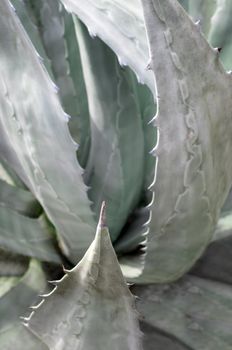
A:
27,0,91,167
0,208,61,264
10,0,54,78
0,259,46,331
134,276,232,350
75,21,144,242
0,0,96,263
0,277,20,298
0,179,42,217
121,0,232,282
0,250,28,277
208,0,232,70
60,0,155,92
188,0,217,36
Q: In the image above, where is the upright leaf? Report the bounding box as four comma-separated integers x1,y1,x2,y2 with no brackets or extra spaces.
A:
60,0,155,92
27,0,91,167
208,0,232,70
121,0,232,282
75,21,144,242
26,204,142,350
0,0,96,263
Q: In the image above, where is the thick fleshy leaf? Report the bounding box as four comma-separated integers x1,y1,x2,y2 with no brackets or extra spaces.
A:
0,179,42,217
10,0,54,78
60,0,155,92
114,203,150,254
75,21,144,242
133,276,232,350
0,251,28,277
121,0,232,282
0,157,28,189
140,321,190,350
178,0,189,11
208,0,232,70
0,208,61,264
0,0,96,262
0,324,49,350
27,0,91,167
0,259,46,331
129,74,157,191
187,0,217,36
27,204,142,350
191,204,232,284
0,277,20,298
14,0,91,169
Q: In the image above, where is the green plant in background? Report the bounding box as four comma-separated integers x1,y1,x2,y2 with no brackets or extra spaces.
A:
1,0,232,348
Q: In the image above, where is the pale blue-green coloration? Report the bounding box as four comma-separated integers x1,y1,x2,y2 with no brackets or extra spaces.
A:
0,0,96,263
0,259,46,332
27,0,91,167
0,324,49,350
134,276,232,349
121,0,232,282
208,0,232,70
10,0,54,78
60,0,155,93
27,205,142,350
75,21,144,242
0,209,61,263
1,0,232,347
0,179,41,217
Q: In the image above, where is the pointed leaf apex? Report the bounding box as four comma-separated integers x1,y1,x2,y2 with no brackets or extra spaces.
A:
98,201,107,228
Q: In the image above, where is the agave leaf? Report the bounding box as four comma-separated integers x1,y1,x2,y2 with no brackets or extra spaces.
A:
0,208,61,264
114,204,150,254
0,324,49,350
191,233,232,285
0,0,96,262
0,277,20,298
0,179,42,217
187,0,217,36
208,0,232,70
120,0,232,282
27,204,142,350
129,74,157,191
0,161,15,186
133,276,232,350
0,259,46,331
75,21,144,242
191,198,232,284
114,76,156,253
140,322,190,350
178,0,189,11
60,0,155,92
10,0,54,78
27,1,83,144
0,251,28,277
17,0,91,168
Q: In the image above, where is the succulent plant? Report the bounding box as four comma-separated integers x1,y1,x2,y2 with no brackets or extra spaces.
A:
1,0,232,348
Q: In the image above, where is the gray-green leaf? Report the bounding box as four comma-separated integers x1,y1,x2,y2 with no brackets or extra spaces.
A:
27,204,142,350
0,0,96,263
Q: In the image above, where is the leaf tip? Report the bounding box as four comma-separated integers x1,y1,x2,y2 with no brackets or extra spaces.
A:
98,201,107,228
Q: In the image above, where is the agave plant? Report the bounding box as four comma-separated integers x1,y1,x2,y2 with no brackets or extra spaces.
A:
1,0,232,348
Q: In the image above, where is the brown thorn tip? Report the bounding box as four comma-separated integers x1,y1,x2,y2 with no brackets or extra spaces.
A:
99,201,107,227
